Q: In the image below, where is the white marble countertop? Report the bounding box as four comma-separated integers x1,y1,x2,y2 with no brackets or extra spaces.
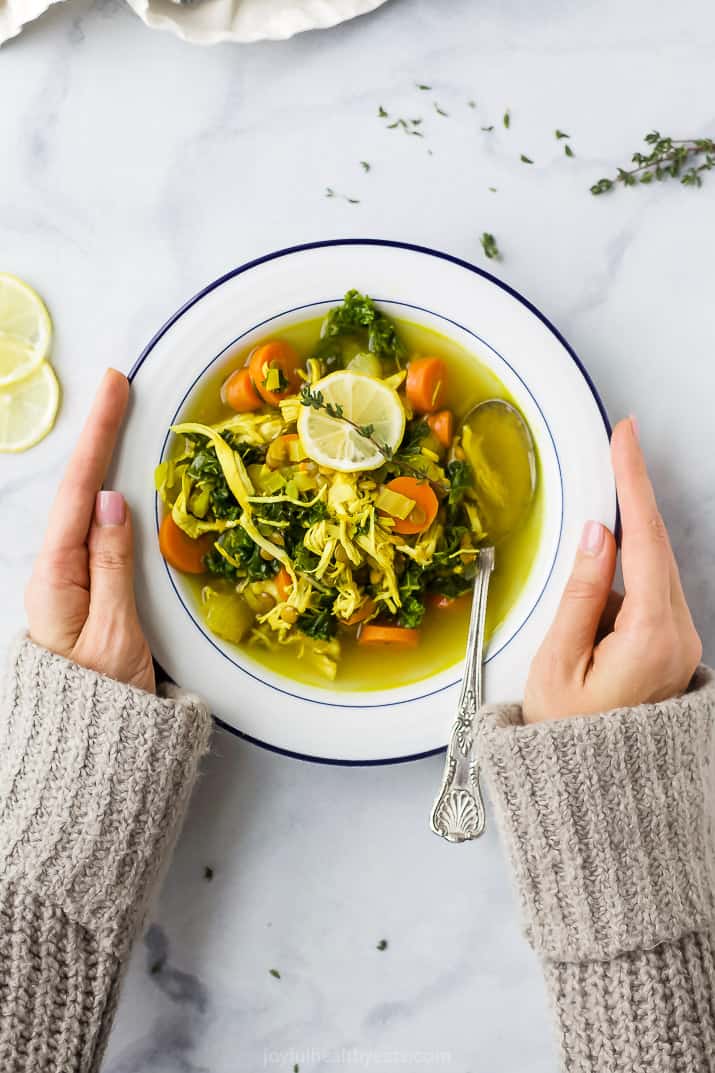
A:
2,0,715,1069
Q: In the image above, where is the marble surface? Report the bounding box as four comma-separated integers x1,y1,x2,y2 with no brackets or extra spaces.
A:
2,0,715,1069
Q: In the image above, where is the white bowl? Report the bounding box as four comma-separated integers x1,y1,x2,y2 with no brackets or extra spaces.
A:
110,239,616,764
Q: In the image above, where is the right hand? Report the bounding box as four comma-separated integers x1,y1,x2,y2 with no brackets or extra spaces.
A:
524,416,702,723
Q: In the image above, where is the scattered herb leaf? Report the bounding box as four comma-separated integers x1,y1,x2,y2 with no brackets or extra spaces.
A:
434,102,449,117
377,939,388,951
480,232,500,260
416,83,431,90
488,186,498,192
481,125,494,132
360,160,371,172
325,187,360,205
468,100,477,109
503,109,511,129
564,143,574,158
591,131,715,195
520,154,534,164
269,968,281,979
378,106,388,118
555,129,570,140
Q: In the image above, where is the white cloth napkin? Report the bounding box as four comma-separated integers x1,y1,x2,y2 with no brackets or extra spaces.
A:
0,0,387,46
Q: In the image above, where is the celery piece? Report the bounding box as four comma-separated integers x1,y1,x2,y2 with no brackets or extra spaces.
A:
347,352,383,379
202,589,255,645
374,486,416,520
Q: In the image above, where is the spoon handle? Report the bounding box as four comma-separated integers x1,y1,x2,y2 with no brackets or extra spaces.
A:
429,545,495,843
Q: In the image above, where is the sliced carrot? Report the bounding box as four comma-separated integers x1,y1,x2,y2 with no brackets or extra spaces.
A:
222,367,262,412
159,513,213,574
383,476,438,535
428,591,471,611
406,357,447,414
426,409,454,448
249,340,303,406
358,623,420,647
342,598,377,627
275,566,293,602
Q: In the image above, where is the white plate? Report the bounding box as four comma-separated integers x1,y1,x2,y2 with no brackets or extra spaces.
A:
124,0,389,46
111,240,615,764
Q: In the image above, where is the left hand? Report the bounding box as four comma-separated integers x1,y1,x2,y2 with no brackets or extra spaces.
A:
25,369,155,693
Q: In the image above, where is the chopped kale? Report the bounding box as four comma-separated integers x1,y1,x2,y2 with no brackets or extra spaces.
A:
317,289,406,369
397,563,427,628
210,527,278,582
297,605,337,641
447,459,472,508
396,419,430,459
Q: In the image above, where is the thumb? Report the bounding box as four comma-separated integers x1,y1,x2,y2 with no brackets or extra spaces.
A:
544,521,617,676
88,491,135,613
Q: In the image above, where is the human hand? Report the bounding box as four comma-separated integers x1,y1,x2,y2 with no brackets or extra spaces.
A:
524,416,701,723
25,369,155,693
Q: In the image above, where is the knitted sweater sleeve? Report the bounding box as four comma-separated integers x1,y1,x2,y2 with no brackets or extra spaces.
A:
0,636,212,1073
479,666,715,1073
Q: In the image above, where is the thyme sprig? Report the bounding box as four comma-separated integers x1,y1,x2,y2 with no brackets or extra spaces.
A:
299,384,394,459
591,131,715,195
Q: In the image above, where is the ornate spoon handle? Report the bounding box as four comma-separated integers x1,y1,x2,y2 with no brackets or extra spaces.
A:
429,545,495,843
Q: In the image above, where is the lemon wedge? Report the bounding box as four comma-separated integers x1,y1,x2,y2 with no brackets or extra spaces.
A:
297,370,405,472
0,274,52,386
0,362,60,453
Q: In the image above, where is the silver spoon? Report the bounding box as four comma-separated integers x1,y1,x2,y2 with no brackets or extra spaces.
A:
430,399,537,843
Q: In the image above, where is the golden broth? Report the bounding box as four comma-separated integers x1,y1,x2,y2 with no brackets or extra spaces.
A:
176,314,543,692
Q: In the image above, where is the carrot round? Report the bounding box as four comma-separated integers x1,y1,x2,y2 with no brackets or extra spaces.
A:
159,514,213,574
249,340,303,406
383,476,439,535
222,367,262,412
358,623,420,647
275,566,293,602
426,409,454,448
406,357,446,414
342,598,377,626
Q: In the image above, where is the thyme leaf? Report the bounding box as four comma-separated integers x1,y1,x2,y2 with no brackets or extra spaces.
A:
480,232,500,260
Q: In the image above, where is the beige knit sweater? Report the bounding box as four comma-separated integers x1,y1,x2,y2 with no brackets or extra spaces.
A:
1,638,714,1072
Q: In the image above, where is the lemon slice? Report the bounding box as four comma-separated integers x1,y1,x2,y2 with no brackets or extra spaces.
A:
0,274,52,386
0,361,60,452
298,370,405,472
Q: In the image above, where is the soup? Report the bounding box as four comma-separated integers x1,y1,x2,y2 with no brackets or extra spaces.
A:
155,292,542,691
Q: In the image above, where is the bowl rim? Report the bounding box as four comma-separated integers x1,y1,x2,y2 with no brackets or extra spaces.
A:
130,238,612,767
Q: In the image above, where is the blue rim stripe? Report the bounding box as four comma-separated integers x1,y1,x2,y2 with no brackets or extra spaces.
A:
131,238,612,767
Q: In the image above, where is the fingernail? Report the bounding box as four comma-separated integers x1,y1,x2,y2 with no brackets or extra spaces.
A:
95,490,125,527
629,414,640,442
580,520,605,556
